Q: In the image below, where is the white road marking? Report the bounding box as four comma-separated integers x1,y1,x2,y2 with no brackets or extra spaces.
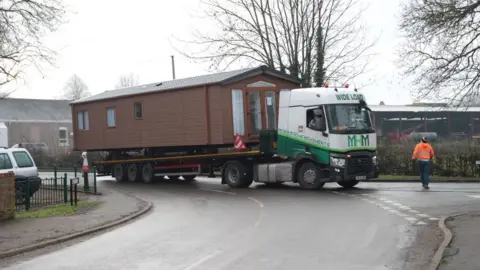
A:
248,197,264,208
199,188,236,195
467,195,480,199
404,216,418,223
395,212,409,217
183,250,223,270
334,193,439,226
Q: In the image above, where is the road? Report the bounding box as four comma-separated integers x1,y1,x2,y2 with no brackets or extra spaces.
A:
4,177,480,270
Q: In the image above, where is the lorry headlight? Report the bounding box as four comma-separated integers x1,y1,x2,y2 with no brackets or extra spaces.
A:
330,157,345,167
372,156,377,165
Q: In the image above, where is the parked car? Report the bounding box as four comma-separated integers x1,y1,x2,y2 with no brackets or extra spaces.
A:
0,147,41,204
11,142,49,156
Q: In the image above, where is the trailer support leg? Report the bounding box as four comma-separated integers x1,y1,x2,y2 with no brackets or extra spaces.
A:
208,165,215,178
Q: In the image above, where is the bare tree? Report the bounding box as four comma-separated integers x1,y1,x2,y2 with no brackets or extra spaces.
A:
63,74,90,100
174,0,375,87
115,73,140,89
399,0,480,107
0,0,66,89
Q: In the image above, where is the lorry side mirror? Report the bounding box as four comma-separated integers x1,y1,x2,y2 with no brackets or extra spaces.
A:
315,116,327,132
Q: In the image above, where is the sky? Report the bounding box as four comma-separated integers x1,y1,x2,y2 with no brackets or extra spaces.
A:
6,0,413,105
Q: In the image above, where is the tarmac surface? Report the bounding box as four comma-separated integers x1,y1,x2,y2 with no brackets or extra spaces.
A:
3,177,480,270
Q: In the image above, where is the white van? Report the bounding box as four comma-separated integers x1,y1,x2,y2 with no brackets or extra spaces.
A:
0,147,39,177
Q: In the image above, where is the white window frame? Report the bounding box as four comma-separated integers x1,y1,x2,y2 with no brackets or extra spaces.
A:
77,111,89,130
77,111,84,130
59,127,69,146
107,108,116,127
231,89,245,136
84,111,89,130
134,102,143,119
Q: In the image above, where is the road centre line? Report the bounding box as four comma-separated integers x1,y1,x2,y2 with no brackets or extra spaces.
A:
199,188,236,195
248,197,264,208
183,250,223,270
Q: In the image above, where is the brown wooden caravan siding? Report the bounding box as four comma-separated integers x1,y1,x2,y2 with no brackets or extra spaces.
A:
73,86,209,150
72,72,300,151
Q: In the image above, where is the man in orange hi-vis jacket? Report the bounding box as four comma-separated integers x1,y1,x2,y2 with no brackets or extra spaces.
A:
412,137,435,189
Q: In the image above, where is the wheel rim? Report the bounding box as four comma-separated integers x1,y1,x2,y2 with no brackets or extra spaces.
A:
303,169,316,184
142,165,153,183
227,167,239,183
127,164,137,182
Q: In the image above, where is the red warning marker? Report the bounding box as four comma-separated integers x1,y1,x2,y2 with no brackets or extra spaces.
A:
233,134,246,150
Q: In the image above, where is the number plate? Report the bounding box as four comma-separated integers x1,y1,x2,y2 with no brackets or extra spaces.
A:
355,175,367,181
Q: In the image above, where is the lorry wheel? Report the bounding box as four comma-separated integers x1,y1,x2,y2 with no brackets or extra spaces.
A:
168,176,179,181
223,161,253,188
114,164,126,182
127,164,140,182
297,162,325,190
141,163,154,183
337,180,359,189
182,175,196,182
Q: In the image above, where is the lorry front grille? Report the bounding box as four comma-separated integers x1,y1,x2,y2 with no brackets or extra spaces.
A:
347,156,372,175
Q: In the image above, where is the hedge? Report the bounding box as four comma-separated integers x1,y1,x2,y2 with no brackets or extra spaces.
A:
31,151,105,169
378,140,480,177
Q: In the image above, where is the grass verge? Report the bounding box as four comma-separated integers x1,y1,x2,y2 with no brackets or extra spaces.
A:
16,201,102,219
377,175,479,181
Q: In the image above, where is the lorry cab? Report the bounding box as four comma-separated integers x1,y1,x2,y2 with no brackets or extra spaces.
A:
275,86,378,188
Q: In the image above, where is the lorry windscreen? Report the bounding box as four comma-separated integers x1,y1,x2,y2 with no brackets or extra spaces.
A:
325,104,374,134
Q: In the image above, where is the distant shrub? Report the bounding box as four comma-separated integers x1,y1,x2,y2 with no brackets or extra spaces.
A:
32,151,105,169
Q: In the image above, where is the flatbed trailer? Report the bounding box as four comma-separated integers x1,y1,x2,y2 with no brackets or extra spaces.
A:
93,146,290,188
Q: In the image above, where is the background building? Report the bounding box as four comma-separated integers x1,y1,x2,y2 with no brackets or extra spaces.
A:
0,98,73,156
370,103,480,142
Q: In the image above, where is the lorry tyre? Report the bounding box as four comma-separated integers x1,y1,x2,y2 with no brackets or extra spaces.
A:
337,180,359,189
182,175,196,182
168,175,179,181
141,163,154,183
223,161,253,188
114,164,126,182
126,163,140,182
297,162,325,190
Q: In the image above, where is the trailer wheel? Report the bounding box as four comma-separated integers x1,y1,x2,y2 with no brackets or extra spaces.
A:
114,164,126,182
127,164,140,182
182,175,196,182
141,163,154,183
168,175,179,181
297,162,325,190
337,180,359,189
223,161,253,188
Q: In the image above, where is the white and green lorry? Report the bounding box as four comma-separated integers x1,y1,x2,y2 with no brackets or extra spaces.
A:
96,86,379,190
